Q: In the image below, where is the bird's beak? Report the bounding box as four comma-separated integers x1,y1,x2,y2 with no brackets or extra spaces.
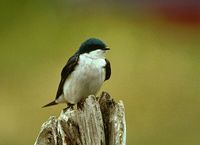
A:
104,47,110,51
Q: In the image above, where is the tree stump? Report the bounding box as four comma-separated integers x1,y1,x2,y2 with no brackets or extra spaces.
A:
34,92,126,145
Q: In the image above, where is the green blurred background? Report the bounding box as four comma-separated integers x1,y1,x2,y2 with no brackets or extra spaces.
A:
0,0,200,145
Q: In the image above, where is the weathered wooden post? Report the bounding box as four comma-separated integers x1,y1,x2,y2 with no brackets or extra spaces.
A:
34,92,126,145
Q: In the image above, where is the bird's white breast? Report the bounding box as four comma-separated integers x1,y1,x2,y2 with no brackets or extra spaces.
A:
62,53,106,104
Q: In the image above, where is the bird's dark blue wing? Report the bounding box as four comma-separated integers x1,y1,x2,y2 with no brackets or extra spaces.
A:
55,53,79,99
104,59,111,81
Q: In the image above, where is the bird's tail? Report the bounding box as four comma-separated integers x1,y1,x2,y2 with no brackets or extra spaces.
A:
42,100,57,108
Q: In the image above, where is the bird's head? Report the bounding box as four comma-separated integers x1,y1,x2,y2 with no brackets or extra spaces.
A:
78,38,110,58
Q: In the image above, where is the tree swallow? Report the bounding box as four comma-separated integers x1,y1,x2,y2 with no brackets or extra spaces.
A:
43,38,111,108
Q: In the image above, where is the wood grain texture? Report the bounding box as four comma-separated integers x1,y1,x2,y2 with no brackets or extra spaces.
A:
34,92,126,145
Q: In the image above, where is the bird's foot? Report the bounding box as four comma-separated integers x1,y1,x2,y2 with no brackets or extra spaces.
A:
77,99,85,110
63,103,74,112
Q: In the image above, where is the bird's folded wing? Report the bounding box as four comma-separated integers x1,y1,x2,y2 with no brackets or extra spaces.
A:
55,53,79,99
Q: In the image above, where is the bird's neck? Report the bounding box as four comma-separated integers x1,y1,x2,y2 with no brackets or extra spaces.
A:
82,50,106,59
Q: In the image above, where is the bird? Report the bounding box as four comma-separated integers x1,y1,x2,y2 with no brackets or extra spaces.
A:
42,38,111,108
